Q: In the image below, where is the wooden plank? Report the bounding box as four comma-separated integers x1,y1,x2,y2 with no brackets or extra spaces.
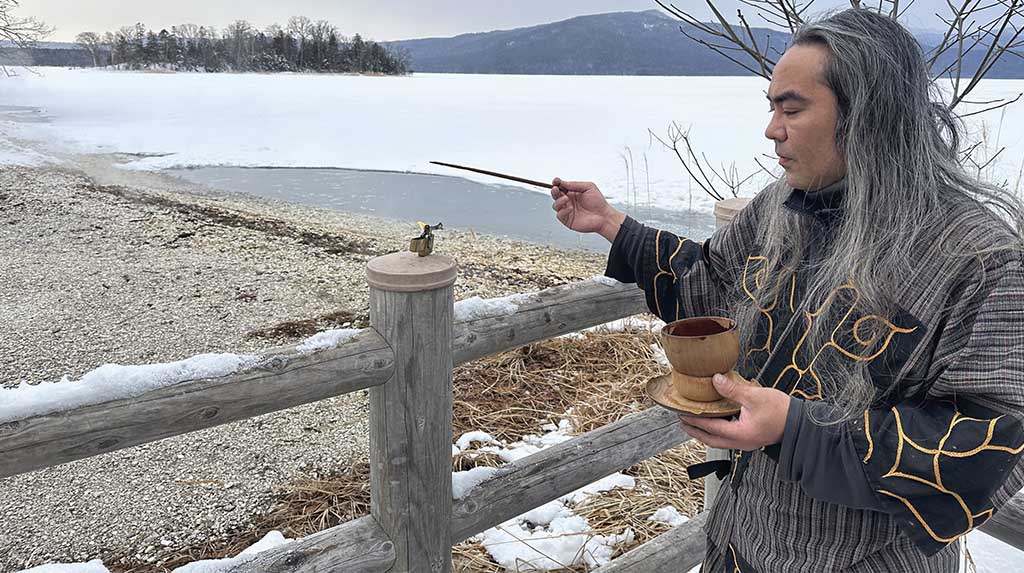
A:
452,406,692,542
0,330,393,479
225,515,395,573
453,279,647,365
980,490,1024,550
368,256,455,573
593,512,708,573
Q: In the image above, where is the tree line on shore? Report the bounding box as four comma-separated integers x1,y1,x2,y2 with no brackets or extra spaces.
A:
74,16,408,74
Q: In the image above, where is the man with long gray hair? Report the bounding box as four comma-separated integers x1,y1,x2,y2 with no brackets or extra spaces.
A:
552,8,1024,572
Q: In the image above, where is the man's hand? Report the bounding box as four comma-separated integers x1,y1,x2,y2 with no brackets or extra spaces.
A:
678,373,790,451
550,178,625,242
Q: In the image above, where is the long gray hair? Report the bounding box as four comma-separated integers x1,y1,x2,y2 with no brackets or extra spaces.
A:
730,9,1024,423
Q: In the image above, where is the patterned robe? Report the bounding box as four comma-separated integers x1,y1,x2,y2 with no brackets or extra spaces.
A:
605,181,1024,572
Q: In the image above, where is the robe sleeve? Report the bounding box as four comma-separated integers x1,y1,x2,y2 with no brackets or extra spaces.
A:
604,195,761,322
847,255,1024,555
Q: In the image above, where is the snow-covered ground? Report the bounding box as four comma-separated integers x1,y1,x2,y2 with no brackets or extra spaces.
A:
1,69,1022,214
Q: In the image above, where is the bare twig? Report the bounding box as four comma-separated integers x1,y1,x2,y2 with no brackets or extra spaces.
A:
959,91,1023,117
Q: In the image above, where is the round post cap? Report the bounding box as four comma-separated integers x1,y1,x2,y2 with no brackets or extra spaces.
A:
366,251,457,292
713,197,751,227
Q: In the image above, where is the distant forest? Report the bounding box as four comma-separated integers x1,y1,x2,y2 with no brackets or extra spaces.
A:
72,17,408,74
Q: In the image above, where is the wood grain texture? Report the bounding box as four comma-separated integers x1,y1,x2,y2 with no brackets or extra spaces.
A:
592,512,708,572
453,279,647,365
452,406,693,542
225,515,395,573
370,285,454,573
0,330,394,479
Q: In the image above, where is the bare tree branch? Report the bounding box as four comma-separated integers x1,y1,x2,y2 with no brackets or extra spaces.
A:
959,91,1023,116
0,0,52,47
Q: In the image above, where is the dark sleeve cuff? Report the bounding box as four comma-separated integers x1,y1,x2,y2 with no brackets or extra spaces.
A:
777,397,806,475
604,216,641,284
778,399,884,511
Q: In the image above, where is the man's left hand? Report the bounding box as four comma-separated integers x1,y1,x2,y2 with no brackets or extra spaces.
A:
679,373,791,451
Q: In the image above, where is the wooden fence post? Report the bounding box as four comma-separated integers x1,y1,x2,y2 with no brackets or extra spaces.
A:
705,197,751,511
366,251,457,573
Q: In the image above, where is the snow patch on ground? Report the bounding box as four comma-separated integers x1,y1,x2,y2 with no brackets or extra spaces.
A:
456,416,639,570
455,430,498,451
15,531,292,573
18,561,110,573
479,515,634,571
648,505,690,527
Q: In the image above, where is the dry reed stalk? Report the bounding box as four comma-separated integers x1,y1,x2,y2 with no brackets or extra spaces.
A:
121,324,704,573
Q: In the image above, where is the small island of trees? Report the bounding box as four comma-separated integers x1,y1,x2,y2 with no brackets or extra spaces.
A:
74,16,408,75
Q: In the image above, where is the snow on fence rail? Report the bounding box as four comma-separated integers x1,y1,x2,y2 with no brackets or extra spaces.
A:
0,277,646,480
4,257,1023,573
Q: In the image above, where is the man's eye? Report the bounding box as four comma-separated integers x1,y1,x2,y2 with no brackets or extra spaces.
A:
783,110,799,116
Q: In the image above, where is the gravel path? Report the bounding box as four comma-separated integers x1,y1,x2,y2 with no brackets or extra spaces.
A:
0,163,603,571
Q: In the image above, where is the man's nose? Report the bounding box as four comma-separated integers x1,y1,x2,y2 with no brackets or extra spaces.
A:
765,113,786,142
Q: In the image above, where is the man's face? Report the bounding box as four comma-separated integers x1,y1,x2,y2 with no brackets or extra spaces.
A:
765,44,846,191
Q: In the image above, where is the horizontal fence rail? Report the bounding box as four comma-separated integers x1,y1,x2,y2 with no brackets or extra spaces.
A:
452,406,692,542
0,279,647,480
0,330,395,479
220,515,394,573
453,279,647,365
593,512,709,573
979,491,1024,549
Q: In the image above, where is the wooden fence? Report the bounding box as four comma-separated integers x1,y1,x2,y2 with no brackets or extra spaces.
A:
3,250,1023,572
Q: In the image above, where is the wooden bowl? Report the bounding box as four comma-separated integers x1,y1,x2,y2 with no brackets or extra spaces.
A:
660,317,739,377
671,370,723,402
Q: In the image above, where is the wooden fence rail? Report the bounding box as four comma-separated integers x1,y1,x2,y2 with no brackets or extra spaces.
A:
0,280,644,481
0,331,395,479
5,248,1024,572
452,406,690,543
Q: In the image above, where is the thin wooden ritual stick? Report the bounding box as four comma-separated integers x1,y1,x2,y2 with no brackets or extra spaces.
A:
429,161,553,189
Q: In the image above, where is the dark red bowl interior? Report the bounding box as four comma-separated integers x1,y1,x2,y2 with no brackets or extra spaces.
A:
664,317,734,338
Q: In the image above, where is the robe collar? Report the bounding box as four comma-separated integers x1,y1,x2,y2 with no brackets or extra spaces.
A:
783,177,847,221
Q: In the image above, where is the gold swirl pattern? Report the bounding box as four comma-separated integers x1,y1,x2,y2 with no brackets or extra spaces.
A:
741,256,795,359
651,230,692,321
740,256,917,400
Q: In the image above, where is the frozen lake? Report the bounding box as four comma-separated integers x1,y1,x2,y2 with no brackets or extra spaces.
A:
2,68,1021,218
170,166,716,250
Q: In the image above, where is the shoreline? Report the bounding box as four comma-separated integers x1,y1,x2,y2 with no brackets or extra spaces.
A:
0,161,606,570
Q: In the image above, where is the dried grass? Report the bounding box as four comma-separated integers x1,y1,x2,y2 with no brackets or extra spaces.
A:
123,325,705,572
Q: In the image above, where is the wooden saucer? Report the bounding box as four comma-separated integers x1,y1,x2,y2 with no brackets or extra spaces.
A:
645,371,755,418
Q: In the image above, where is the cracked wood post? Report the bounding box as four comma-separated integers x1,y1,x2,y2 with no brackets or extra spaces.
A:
706,197,751,511
366,250,457,573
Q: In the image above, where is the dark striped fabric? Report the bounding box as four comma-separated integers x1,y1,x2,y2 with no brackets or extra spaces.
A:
606,182,1024,572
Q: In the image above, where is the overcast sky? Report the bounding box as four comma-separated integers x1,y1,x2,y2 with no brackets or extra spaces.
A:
19,0,948,42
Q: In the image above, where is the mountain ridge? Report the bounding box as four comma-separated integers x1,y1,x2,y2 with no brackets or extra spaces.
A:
384,9,1024,78
5,10,1023,78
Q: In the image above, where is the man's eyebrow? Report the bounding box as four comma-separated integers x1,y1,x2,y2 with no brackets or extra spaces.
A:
767,90,809,105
